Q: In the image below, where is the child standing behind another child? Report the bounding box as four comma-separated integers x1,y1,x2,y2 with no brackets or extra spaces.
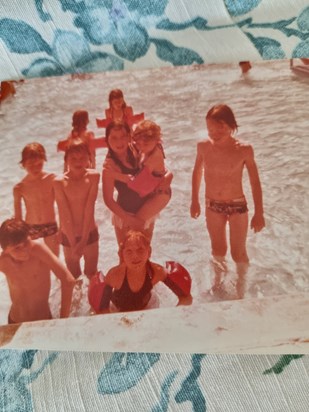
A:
58,110,96,170
13,143,59,256
106,89,133,123
53,140,100,280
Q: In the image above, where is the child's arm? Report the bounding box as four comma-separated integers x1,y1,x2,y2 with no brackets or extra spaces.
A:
245,146,265,233
13,184,23,220
53,177,76,247
105,168,132,183
190,142,204,218
34,243,76,318
143,149,165,174
151,262,193,306
74,172,100,255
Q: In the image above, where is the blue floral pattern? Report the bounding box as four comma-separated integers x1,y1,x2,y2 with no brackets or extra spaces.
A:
0,351,307,411
0,0,308,80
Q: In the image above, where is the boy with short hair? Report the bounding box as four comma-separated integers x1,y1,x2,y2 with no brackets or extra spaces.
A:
14,142,59,256
53,140,100,279
0,218,76,324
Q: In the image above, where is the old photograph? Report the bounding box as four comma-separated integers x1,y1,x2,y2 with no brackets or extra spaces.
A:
0,58,308,352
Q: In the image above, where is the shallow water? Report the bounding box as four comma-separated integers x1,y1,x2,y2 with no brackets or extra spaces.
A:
0,60,308,324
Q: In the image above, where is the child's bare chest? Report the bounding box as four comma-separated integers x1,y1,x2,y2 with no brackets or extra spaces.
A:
6,258,47,287
21,179,53,201
63,177,91,201
204,148,245,176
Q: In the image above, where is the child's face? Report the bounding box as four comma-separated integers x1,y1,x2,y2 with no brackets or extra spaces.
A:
108,128,130,156
5,238,32,262
122,238,151,270
23,158,44,176
67,151,89,172
206,118,231,142
111,97,124,111
134,138,157,155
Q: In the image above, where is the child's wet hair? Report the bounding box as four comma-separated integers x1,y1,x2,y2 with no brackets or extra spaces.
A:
72,109,89,133
0,219,30,250
20,142,47,166
108,89,126,108
119,230,151,256
206,104,239,132
64,139,91,162
133,120,161,142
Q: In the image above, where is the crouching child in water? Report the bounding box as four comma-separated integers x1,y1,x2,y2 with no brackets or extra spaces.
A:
190,104,265,299
0,219,76,324
53,140,100,280
90,231,192,313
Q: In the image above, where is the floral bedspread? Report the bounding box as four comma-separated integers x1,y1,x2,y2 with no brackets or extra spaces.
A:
0,1,308,411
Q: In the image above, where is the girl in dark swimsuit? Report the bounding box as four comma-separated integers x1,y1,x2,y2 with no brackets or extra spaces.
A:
100,231,166,312
102,121,172,245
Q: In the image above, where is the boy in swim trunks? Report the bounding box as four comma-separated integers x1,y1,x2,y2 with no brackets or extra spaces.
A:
53,140,100,279
190,104,265,299
14,143,59,256
0,219,76,324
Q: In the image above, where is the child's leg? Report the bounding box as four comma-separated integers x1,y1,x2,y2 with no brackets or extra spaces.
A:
206,209,228,289
44,234,60,257
136,193,171,222
229,212,249,298
63,246,82,279
83,241,99,279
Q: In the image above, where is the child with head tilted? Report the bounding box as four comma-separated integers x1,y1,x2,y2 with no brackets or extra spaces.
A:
0,219,76,324
13,143,59,256
190,104,265,299
90,230,192,313
53,140,100,280
58,110,96,170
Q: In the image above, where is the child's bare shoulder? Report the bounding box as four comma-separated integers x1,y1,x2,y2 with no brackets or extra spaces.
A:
150,262,166,282
43,172,56,181
53,174,68,187
234,139,254,156
103,157,120,172
105,264,125,287
86,169,100,184
197,139,211,153
13,181,23,194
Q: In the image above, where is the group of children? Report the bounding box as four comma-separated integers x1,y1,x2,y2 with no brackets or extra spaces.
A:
0,88,265,326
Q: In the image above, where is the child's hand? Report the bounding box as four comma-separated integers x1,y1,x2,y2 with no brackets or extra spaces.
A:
190,201,201,219
72,240,86,259
250,213,265,233
123,174,133,184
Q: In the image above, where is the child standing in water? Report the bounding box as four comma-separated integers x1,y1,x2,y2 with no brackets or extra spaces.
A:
190,104,265,299
58,110,96,170
13,143,59,256
0,219,76,324
53,140,100,279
